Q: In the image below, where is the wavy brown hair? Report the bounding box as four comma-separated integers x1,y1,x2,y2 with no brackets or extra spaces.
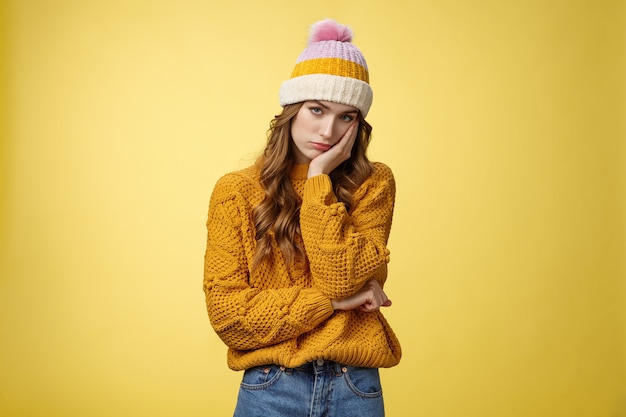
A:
251,102,374,270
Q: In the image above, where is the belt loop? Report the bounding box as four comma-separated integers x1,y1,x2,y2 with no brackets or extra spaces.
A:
333,362,342,376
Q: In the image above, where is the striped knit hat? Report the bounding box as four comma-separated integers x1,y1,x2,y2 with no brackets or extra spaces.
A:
279,19,373,117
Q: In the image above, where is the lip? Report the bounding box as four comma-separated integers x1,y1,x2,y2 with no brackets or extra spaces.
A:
311,142,332,151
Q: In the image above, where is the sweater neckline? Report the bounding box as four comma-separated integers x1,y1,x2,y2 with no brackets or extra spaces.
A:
290,164,310,180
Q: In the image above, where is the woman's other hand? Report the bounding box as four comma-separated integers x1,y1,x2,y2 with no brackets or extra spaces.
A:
331,279,392,312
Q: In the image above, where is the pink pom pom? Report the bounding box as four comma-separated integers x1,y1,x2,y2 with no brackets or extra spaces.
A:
308,19,353,44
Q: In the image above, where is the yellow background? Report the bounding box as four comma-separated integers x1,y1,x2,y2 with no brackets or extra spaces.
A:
1,0,625,416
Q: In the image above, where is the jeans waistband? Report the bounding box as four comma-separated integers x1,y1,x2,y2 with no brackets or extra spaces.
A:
285,359,345,376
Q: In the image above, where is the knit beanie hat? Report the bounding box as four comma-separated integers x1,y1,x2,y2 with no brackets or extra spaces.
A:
279,19,373,117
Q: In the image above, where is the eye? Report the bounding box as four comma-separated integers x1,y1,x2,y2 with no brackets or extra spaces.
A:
310,107,322,115
340,114,354,122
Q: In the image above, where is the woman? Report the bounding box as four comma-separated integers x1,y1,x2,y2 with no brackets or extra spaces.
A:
204,19,401,417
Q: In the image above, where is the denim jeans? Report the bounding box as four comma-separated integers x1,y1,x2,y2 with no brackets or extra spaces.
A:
233,360,384,417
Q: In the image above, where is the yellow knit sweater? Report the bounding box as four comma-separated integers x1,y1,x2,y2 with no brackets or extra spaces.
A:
203,162,401,371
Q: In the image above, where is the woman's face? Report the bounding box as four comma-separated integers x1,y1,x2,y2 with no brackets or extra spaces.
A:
290,100,359,164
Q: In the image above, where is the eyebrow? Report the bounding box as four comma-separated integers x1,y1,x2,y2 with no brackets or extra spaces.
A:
310,100,359,115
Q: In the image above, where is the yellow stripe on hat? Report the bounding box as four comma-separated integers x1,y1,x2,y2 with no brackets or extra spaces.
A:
291,58,369,83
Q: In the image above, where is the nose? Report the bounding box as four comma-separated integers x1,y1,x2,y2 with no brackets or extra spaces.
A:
319,117,336,139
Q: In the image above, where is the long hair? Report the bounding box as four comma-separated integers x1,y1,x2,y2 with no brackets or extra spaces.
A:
251,102,374,270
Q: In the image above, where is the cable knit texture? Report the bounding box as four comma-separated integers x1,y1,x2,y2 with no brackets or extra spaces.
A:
204,162,401,371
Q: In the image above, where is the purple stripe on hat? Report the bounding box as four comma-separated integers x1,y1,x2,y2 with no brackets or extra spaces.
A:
295,41,368,69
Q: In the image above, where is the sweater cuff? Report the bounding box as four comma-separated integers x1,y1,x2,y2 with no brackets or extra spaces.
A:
304,174,338,206
300,288,335,327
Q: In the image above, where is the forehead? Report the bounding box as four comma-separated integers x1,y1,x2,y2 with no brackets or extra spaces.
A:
307,100,359,114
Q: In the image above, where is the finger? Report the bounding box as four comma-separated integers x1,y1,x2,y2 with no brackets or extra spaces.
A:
359,304,378,312
347,122,359,142
359,297,389,312
337,122,358,147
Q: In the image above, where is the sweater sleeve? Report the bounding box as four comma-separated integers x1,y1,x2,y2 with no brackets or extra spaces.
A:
203,175,334,351
299,163,396,299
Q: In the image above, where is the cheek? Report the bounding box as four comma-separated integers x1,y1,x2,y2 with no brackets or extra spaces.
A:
290,122,304,141
337,125,351,138
291,116,302,133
